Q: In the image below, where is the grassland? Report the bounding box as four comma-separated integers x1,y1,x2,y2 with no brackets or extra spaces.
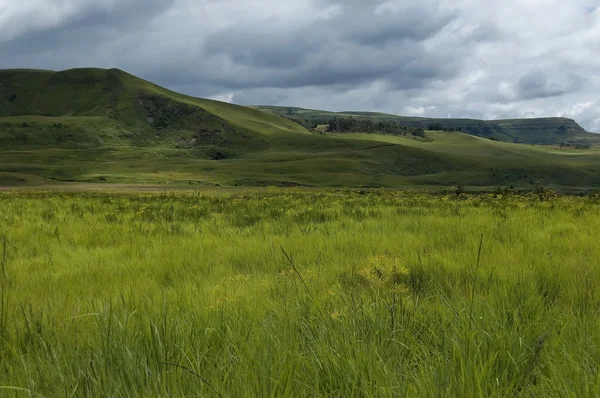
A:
3,115,600,191
0,189,599,396
3,68,600,191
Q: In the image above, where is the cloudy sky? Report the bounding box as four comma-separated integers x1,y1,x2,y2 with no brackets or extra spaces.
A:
1,0,599,131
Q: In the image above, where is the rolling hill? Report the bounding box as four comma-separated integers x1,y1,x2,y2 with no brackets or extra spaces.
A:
2,67,600,191
253,106,599,147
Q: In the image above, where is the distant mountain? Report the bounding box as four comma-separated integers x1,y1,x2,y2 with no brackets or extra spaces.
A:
2,68,600,191
253,106,599,147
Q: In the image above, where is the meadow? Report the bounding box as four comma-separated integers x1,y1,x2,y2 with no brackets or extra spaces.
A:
4,68,600,191
0,189,599,397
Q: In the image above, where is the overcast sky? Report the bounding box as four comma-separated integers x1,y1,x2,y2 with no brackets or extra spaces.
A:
1,0,599,131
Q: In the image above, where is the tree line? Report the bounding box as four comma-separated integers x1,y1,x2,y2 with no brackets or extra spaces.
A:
427,123,462,132
283,116,318,130
282,114,471,138
326,117,425,137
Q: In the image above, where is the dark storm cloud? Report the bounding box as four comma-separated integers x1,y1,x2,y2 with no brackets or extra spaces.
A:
517,70,585,100
338,5,456,46
0,0,175,54
200,1,458,89
203,26,316,70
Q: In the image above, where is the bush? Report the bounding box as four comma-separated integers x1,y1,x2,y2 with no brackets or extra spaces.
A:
411,128,425,138
208,147,228,160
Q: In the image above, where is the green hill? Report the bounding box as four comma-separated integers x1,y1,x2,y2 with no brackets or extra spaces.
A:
253,106,599,146
2,68,600,191
0,68,307,136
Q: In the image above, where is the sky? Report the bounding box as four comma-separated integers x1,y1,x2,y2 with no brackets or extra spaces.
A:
1,0,599,131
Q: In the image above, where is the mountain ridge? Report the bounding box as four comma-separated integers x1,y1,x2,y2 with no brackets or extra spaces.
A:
252,105,597,146
258,105,582,125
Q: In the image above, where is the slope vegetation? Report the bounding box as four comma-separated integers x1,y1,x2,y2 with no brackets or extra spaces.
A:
254,106,599,146
1,68,600,191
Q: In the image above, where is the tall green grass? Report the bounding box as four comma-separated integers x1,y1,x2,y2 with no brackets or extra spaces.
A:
0,190,599,396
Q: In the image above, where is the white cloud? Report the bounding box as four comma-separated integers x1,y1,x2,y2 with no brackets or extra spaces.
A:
404,106,426,116
209,92,235,103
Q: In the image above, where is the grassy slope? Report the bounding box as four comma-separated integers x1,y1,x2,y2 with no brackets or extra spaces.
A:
1,68,600,190
254,105,600,146
0,68,308,134
328,132,600,189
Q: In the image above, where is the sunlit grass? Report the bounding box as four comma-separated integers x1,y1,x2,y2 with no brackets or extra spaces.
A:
0,190,599,396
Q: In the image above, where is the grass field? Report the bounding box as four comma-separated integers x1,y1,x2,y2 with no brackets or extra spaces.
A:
1,189,599,396
3,119,600,190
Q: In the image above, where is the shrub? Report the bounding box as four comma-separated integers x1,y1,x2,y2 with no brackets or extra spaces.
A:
208,147,228,160
533,185,545,194
411,128,426,138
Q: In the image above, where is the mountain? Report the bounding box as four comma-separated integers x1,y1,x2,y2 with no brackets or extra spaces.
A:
2,67,600,191
253,106,599,147
0,68,307,140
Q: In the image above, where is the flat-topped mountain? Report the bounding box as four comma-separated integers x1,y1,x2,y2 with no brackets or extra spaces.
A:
253,106,597,146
